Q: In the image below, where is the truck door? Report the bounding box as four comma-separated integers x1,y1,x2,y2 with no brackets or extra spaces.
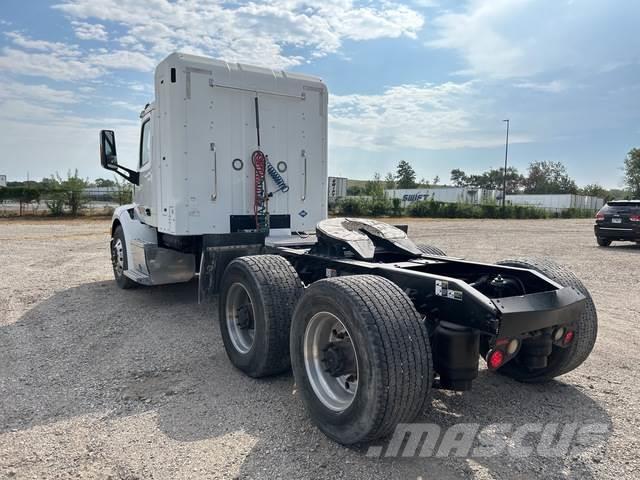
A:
135,113,155,224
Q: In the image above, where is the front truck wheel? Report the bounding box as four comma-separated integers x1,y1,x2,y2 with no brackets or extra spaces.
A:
219,255,303,378
495,258,598,383
111,225,137,289
290,275,433,444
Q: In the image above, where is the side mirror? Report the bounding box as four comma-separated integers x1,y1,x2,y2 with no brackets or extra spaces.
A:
98,129,139,186
100,130,118,169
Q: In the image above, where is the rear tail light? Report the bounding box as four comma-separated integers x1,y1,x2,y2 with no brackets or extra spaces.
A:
630,215,640,222
563,330,575,345
487,349,505,370
595,213,605,221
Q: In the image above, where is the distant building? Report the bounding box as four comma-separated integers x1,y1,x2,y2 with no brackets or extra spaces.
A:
0,175,6,188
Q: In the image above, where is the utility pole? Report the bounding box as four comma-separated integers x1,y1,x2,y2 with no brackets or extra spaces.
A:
502,119,510,209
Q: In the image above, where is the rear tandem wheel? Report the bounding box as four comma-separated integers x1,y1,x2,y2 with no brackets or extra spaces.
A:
290,274,433,444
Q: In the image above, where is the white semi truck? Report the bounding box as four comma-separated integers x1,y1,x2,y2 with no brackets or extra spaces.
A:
100,52,597,445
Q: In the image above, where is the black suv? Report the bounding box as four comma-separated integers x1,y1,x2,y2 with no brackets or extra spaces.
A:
594,200,640,246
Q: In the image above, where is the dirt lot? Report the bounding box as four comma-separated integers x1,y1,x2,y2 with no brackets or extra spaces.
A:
1,218,639,479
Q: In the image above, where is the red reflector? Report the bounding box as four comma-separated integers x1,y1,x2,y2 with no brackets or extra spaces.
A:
563,330,575,345
630,215,640,222
487,349,505,370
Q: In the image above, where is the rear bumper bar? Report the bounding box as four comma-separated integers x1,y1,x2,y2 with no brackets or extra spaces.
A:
595,224,640,240
494,287,586,338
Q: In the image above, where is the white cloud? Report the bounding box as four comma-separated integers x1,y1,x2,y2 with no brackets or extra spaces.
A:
0,32,155,81
514,80,568,93
429,0,640,79
53,0,424,69
92,50,155,71
72,21,108,41
111,100,144,112
5,31,80,56
329,81,528,150
0,81,78,104
0,95,140,179
0,47,103,81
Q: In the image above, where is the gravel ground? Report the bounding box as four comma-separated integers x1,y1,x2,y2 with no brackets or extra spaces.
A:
1,217,639,479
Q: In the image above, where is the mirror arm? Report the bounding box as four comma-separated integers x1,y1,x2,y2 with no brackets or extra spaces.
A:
107,164,140,186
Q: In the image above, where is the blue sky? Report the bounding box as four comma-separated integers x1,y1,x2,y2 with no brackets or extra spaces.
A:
0,0,638,188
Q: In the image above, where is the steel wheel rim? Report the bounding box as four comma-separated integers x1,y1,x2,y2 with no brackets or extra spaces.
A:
112,238,124,277
225,283,256,354
304,312,359,412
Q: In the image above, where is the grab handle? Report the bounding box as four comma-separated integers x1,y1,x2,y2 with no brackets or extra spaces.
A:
301,149,307,201
210,142,217,201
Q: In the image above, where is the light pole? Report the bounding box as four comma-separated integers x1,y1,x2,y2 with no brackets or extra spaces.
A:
502,119,510,209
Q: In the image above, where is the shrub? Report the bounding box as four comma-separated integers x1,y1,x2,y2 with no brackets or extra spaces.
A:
392,198,403,216
369,197,392,216
339,197,369,216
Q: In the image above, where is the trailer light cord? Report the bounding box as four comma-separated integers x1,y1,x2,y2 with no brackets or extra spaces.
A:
252,150,269,232
266,156,289,193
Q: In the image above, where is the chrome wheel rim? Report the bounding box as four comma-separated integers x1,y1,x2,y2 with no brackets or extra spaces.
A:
304,312,359,412
225,283,256,354
112,238,124,277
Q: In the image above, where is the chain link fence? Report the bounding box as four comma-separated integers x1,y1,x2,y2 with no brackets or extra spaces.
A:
0,186,133,217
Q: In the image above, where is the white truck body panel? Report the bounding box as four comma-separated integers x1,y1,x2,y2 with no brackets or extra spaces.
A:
138,52,327,236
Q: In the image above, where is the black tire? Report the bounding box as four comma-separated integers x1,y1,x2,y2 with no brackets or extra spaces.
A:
219,255,303,378
494,257,598,383
290,275,432,444
416,243,447,256
596,237,611,247
111,225,137,289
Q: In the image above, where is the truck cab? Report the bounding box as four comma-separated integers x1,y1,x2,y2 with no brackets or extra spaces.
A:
100,52,328,288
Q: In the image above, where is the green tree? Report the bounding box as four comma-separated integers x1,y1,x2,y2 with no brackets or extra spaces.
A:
474,167,523,193
451,167,523,193
624,148,640,198
384,172,396,189
346,185,363,196
432,175,440,186
44,176,65,216
45,170,90,215
396,160,417,189
365,172,385,198
450,169,468,187
94,178,116,188
113,175,133,205
579,184,609,200
524,161,577,194
62,169,89,215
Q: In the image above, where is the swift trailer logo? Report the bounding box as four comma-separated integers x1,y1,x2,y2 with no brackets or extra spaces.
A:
403,193,431,202
366,422,610,458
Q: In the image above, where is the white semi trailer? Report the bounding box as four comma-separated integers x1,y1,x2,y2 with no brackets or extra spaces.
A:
100,52,597,445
